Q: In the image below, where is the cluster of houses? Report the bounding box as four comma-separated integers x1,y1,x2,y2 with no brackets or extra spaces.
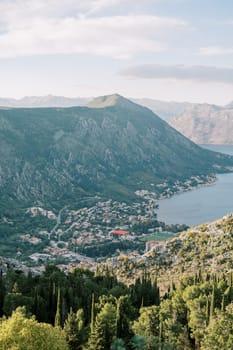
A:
20,196,165,267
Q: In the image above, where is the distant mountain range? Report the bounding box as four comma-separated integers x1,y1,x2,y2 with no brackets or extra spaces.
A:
0,95,91,108
0,95,192,120
2,95,233,145
0,95,197,121
1,93,232,214
132,98,194,121
170,103,233,144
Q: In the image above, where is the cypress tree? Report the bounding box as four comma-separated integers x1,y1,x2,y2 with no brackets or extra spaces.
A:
229,272,233,288
91,292,95,334
159,319,163,350
55,287,61,327
221,294,225,312
210,285,215,319
33,287,39,318
116,298,121,338
140,297,144,308
205,298,209,326
116,296,133,344
0,270,6,317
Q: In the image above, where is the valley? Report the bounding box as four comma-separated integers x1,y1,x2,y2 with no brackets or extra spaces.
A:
0,97,232,349
0,95,233,268
2,1,233,348
1,194,187,268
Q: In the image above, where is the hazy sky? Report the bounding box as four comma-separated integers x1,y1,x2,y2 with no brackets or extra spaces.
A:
1,0,233,104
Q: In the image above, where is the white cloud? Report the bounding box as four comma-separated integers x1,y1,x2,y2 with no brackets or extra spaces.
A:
0,12,187,59
198,46,233,56
0,0,162,28
119,64,233,85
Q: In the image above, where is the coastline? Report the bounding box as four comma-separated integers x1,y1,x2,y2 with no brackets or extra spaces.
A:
156,174,217,201
156,172,233,226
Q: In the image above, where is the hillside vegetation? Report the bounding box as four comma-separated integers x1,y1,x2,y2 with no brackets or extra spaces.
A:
104,214,233,288
0,214,233,348
1,94,232,213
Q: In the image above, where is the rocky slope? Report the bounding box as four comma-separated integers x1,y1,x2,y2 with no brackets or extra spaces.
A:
133,98,194,121
0,94,233,213
170,104,233,144
149,214,233,276
108,213,233,290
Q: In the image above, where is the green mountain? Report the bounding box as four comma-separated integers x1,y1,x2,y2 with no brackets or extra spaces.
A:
86,93,135,109
0,94,233,212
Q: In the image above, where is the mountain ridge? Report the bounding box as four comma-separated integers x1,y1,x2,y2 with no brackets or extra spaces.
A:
170,104,233,144
0,95,91,108
0,94,233,214
86,93,136,109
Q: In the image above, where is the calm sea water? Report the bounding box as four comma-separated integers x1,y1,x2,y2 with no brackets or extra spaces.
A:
157,145,233,226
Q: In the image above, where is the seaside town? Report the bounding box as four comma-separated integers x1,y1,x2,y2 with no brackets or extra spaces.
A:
11,175,213,271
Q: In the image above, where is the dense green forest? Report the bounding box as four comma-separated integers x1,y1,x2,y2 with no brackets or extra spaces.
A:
0,265,233,349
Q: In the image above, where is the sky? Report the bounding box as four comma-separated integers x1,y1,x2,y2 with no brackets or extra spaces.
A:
0,0,233,104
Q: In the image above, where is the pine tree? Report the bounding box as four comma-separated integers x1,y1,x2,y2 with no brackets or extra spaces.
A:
205,298,209,325
88,302,117,350
64,307,84,350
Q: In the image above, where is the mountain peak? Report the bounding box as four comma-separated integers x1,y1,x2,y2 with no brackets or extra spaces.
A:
225,100,233,109
87,94,137,109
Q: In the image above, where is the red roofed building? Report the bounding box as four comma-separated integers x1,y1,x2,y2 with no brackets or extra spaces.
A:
110,230,128,236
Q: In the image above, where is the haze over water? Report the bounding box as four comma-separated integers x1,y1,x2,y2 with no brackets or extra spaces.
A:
157,145,233,226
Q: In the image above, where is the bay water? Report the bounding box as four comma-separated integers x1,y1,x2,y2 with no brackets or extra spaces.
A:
157,145,233,226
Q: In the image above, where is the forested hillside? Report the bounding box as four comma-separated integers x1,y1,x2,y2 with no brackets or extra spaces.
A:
0,263,233,349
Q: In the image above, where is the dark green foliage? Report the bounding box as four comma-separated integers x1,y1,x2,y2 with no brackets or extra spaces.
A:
130,272,160,308
0,264,233,349
63,308,84,350
3,293,33,316
0,270,6,316
91,293,95,334
55,287,62,327
88,302,117,350
201,304,233,350
116,296,134,345
111,338,126,350
130,335,147,350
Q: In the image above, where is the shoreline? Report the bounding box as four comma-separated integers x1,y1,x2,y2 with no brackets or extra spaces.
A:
156,174,217,201
156,172,233,226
